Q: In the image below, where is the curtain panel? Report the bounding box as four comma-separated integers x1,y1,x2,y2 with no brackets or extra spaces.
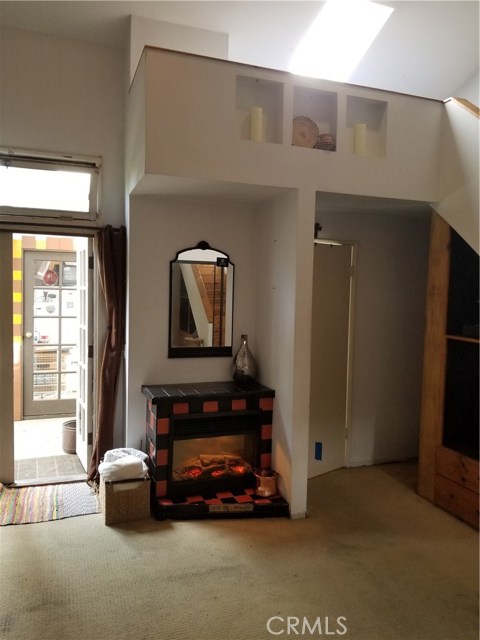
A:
87,225,126,484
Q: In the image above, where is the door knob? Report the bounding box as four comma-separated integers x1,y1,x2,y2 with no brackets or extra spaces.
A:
25,332,33,339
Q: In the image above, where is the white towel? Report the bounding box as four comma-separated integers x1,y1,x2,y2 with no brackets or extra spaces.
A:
99,455,148,481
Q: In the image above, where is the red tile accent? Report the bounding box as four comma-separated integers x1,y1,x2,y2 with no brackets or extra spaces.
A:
235,494,253,503
232,399,247,411
261,424,272,440
260,397,274,411
245,488,255,495
156,449,168,466
205,498,223,505
155,481,168,497
203,400,218,413
186,495,204,503
159,498,173,505
260,453,271,468
156,418,170,434
173,402,189,415
254,498,272,504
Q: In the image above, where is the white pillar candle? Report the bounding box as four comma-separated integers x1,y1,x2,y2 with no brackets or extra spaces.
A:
354,123,367,155
250,106,265,142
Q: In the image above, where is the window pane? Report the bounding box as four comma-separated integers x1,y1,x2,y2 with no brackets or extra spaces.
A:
33,373,58,401
33,288,59,315
34,318,59,345
61,346,78,372
33,260,60,287
34,347,58,373
61,289,77,317
62,262,77,287
0,166,91,212
61,373,77,399
61,318,77,344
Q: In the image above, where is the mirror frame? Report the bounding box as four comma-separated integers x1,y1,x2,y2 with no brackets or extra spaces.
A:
168,241,234,358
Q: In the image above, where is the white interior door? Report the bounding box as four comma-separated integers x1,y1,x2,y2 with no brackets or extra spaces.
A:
309,242,354,478
76,237,93,471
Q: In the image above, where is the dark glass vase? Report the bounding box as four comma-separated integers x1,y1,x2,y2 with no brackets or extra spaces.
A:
233,334,257,384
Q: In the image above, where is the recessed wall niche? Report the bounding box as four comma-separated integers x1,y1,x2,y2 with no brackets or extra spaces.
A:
292,86,337,150
346,95,387,157
236,75,283,144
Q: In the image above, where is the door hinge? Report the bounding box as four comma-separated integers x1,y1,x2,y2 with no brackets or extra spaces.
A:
88,255,94,270
88,344,94,358
88,432,93,446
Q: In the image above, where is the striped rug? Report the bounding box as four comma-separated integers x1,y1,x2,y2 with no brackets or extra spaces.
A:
0,482,99,525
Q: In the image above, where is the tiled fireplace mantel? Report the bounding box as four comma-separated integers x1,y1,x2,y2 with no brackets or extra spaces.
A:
142,380,289,519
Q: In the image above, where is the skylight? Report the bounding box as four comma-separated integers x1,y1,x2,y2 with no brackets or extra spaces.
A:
289,0,394,82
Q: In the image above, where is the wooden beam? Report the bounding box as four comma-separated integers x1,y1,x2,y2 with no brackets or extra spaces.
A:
417,213,450,501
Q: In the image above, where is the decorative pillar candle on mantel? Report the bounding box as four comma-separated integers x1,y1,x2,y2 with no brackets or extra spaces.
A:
250,106,265,142
354,123,367,155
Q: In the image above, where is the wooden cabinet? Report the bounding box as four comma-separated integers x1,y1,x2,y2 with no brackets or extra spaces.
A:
418,213,479,528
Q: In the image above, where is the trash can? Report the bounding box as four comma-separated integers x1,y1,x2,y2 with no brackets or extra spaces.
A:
62,419,76,454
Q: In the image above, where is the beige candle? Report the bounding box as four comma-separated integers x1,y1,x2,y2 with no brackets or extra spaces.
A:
354,123,367,155
250,106,265,142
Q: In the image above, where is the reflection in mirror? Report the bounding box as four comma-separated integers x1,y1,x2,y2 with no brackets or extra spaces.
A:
169,241,234,358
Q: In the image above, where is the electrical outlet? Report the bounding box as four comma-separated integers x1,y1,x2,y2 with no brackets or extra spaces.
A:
315,442,322,460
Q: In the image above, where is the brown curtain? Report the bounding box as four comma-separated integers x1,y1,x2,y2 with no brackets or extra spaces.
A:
87,225,127,484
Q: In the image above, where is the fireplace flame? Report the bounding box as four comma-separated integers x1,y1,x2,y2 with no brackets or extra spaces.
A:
173,454,252,482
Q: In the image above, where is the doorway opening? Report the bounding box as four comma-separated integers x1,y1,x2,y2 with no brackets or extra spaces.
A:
12,233,93,485
308,239,356,478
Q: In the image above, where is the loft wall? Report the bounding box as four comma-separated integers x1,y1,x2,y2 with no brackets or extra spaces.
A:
129,15,228,85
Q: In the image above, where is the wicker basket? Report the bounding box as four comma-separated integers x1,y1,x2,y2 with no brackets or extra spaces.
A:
99,476,151,525
292,116,319,148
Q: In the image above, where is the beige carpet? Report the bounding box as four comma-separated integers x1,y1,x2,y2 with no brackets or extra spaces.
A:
0,462,477,640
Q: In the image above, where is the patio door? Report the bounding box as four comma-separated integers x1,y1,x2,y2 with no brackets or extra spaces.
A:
23,250,78,418
75,237,93,470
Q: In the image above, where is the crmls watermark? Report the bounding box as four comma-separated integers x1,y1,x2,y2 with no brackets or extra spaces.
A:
266,616,348,636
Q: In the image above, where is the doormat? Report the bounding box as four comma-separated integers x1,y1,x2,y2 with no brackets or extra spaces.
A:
0,482,99,526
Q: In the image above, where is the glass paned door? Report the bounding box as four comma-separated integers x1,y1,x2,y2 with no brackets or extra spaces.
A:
23,251,78,417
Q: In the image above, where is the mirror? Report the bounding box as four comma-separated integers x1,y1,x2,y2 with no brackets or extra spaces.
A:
169,241,234,358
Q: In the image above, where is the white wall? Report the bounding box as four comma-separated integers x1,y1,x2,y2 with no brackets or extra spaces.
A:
255,189,315,517
316,208,431,466
129,16,228,86
0,25,126,226
126,195,258,450
454,71,479,106
127,189,314,517
434,99,480,253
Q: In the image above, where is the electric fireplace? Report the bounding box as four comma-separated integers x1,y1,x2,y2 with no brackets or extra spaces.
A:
142,381,289,519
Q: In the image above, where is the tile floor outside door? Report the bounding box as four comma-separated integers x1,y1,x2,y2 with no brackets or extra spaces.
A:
14,417,86,484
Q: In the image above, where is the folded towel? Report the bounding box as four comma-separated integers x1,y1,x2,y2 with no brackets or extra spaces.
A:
103,447,149,463
99,455,148,481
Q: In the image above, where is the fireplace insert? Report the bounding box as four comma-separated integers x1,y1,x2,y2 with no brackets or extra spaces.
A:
168,412,260,499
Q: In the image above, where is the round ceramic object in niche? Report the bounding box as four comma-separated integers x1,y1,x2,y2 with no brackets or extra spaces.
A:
292,116,319,148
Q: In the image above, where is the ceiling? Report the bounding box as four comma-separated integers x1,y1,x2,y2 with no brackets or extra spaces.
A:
0,1,478,101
